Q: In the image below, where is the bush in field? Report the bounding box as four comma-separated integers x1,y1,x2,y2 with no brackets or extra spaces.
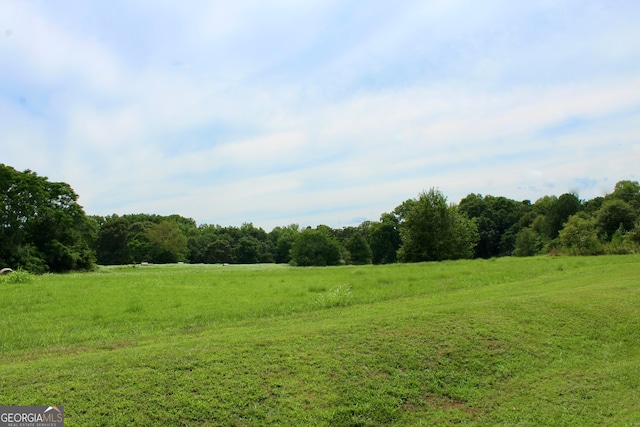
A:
513,227,538,256
558,214,604,255
605,226,640,254
0,269,35,284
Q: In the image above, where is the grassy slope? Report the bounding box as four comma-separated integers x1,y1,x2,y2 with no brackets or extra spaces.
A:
1,256,639,426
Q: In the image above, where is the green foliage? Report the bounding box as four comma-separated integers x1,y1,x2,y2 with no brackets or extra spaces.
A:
597,199,637,241
95,216,131,265
543,193,582,239
0,164,96,272
0,268,35,284
290,229,342,266
459,194,529,257
234,236,262,264
145,221,188,263
397,188,479,262
206,235,235,263
127,222,154,263
611,179,640,209
513,227,538,256
5,162,640,268
345,232,372,265
604,225,640,254
272,225,299,264
369,213,401,264
625,220,640,246
558,214,604,255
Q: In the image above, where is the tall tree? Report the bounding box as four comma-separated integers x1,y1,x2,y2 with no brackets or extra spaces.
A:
610,180,640,209
345,232,372,265
397,188,478,262
459,194,526,258
369,213,401,264
596,199,637,241
270,224,299,264
95,215,131,265
543,193,581,239
235,236,261,264
205,235,235,264
0,164,95,272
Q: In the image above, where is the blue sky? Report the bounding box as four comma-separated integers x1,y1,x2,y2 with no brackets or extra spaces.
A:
1,1,639,230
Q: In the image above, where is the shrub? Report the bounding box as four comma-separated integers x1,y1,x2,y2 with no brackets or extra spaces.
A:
0,269,35,284
558,214,604,255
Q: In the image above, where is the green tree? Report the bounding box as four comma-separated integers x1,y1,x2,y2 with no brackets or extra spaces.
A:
95,215,131,265
345,232,372,265
187,224,214,264
459,194,527,258
397,188,479,262
270,224,299,264
596,199,637,241
235,236,261,264
583,196,604,215
543,193,581,239
610,180,640,210
0,164,96,272
290,229,342,266
205,235,235,264
558,214,603,255
127,221,154,263
513,227,538,257
369,213,401,264
145,221,188,263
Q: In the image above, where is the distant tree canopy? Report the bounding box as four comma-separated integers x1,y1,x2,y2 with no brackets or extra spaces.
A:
2,163,640,272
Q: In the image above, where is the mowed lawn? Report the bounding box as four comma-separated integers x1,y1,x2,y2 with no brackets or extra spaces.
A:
1,256,639,426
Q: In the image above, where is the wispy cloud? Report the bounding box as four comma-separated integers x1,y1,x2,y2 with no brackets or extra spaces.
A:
1,1,639,229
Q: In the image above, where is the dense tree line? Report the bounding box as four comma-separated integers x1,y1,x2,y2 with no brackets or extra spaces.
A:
2,163,640,272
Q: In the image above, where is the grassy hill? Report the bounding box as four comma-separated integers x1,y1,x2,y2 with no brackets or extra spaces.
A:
1,256,639,425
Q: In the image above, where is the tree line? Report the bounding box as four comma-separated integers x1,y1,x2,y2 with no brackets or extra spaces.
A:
2,163,639,273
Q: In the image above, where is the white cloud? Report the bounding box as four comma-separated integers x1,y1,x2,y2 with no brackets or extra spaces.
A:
0,2,120,91
1,1,639,229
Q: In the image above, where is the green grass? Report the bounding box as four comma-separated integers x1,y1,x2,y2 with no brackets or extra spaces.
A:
1,256,639,426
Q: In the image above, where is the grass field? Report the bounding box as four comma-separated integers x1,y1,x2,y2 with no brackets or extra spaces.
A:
1,255,639,426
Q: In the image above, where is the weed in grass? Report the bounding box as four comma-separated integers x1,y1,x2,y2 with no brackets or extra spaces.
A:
312,284,353,309
124,300,145,314
0,269,35,284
